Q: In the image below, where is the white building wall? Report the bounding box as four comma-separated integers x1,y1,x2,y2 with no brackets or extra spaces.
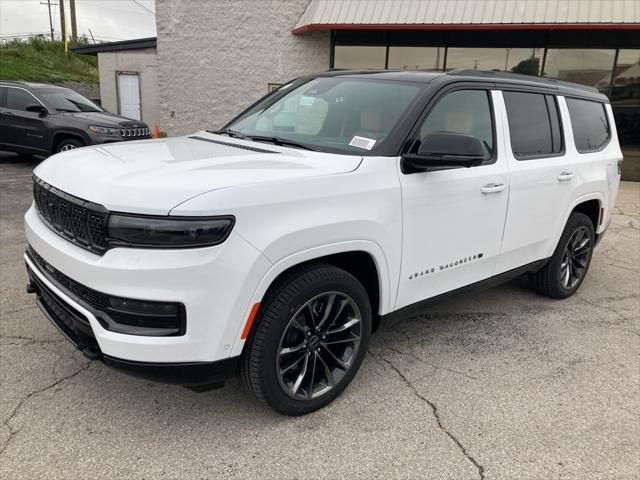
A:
155,0,330,136
97,48,161,128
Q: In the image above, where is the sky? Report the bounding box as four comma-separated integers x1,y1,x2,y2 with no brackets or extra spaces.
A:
0,0,156,42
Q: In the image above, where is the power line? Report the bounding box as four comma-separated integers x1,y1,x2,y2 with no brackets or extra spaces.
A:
130,0,154,15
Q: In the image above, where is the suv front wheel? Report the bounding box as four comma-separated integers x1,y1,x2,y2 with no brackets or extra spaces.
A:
241,264,372,415
56,138,84,153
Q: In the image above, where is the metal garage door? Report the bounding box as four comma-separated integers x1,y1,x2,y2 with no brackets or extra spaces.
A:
117,73,141,120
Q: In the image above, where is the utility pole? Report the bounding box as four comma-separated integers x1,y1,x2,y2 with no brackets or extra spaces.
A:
69,0,77,45
40,0,55,41
59,0,67,52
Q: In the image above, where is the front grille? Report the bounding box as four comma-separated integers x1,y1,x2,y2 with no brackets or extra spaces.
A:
33,176,109,254
119,127,150,137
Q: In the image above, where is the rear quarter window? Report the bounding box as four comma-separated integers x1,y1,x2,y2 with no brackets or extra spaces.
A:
566,98,610,153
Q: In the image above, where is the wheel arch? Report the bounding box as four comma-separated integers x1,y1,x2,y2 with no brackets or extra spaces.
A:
230,241,391,357
564,193,605,236
49,129,89,153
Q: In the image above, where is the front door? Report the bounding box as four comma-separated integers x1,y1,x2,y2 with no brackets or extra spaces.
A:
117,73,141,120
396,88,509,310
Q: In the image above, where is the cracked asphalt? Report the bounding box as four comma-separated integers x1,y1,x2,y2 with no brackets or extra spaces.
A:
1,152,639,479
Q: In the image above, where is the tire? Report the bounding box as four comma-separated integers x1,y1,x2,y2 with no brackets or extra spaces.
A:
241,264,372,415
529,212,595,299
56,138,84,153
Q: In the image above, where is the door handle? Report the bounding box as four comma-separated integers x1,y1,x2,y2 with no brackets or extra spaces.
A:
557,172,575,181
481,183,505,194
2,111,14,116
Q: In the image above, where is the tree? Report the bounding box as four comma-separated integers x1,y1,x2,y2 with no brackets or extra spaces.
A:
511,57,541,76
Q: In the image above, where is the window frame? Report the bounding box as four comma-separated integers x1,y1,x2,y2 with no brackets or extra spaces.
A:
501,89,566,161
565,96,612,154
4,86,49,113
399,82,498,168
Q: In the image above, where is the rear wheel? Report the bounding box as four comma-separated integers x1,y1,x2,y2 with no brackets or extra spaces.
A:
530,212,595,298
56,138,84,153
241,264,372,415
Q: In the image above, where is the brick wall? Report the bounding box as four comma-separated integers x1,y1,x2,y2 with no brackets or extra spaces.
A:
155,0,330,136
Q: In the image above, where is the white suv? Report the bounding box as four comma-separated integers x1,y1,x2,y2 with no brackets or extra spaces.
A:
24,70,622,415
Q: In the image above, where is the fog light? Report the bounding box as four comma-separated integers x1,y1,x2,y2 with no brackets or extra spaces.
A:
99,296,186,336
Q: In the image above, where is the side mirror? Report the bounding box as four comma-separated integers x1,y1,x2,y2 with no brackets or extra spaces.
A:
402,132,485,174
25,104,48,115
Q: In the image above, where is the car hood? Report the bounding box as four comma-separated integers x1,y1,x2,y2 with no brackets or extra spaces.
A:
33,132,363,215
60,111,146,127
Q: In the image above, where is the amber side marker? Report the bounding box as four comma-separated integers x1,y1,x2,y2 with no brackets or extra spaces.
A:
241,302,261,340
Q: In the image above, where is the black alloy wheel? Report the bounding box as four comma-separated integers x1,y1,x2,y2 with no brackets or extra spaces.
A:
241,264,372,415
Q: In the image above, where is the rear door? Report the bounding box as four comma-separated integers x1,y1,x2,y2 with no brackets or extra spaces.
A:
1,87,49,154
396,87,510,310
493,89,575,273
117,73,141,120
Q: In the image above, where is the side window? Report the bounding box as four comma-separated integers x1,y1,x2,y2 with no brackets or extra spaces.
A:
6,88,37,111
566,98,610,153
0,87,6,108
503,91,563,159
419,89,494,161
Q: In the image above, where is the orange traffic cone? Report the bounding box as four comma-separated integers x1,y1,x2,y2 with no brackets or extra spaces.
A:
152,126,160,139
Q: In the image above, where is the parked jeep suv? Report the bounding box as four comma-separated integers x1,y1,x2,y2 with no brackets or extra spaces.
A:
0,81,150,156
24,70,622,415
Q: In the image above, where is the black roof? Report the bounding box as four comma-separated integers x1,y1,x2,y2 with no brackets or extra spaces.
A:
319,68,608,102
71,37,156,55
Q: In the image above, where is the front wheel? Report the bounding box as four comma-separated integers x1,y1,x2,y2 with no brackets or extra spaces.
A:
530,212,595,299
56,138,84,153
241,264,372,415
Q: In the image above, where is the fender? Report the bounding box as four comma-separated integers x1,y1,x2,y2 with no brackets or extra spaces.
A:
552,192,605,252
229,239,392,357
49,128,91,152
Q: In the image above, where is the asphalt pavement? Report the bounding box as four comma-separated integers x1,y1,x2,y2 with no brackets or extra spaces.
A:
1,151,638,479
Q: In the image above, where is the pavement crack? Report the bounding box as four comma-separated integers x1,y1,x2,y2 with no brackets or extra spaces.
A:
576,295,628,321
0,361,91,457
384,344,479,381
368,350,486,480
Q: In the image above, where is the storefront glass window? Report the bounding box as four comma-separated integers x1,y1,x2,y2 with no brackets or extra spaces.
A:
445,48,542,74
611,49,640,180
333,46,386,69
387,47,444,71
543,49,616,92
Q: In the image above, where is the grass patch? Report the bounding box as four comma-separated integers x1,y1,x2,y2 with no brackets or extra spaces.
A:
0,37,98,83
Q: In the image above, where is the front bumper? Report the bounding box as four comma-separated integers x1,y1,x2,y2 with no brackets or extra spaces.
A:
26,259,239,387
24,205,271,365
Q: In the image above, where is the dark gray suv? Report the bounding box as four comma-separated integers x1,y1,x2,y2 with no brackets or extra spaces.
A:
0,81,151,156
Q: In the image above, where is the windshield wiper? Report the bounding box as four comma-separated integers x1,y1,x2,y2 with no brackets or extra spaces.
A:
207,128,248,139
247,135,317,151
207,129,317,151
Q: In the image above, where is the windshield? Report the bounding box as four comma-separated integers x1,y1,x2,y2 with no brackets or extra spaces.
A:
226,77,423,154
39,88,103,113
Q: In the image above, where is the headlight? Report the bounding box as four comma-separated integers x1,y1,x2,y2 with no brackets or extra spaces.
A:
107,214,235,248
89,125,120,135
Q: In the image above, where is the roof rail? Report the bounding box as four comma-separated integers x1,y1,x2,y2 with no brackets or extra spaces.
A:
446,69,599,93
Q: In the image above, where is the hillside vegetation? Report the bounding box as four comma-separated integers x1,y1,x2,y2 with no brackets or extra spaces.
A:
0,37,98,83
